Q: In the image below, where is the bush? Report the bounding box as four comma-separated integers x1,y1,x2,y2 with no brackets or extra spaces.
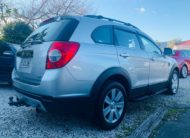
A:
2,21,33,44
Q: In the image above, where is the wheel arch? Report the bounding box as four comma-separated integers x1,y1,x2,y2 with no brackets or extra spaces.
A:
181,63,188,71
169,64,179,79
90,67,132,100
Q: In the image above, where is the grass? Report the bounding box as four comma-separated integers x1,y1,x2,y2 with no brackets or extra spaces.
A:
116,125,134,138
164,108,186,121
116,100,159,138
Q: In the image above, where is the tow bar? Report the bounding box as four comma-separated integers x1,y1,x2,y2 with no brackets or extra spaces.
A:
8,96,29,107
8,96,45,113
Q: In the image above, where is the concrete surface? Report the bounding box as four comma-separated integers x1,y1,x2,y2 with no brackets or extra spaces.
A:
155,110,190,138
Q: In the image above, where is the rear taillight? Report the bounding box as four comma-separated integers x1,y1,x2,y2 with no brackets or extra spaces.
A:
46,42,80,69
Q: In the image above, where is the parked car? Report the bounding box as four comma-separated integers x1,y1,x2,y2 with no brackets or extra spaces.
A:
171,50,190,78
11,15,179,129
0,41,17,84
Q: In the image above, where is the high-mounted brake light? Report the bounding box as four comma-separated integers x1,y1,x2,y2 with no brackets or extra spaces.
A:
46,42,80,69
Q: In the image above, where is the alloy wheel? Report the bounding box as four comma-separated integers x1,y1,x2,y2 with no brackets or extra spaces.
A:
103,88,125,124
171,72,179,94
182,66,188,78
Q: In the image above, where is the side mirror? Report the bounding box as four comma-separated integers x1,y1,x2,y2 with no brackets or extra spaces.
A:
3,50,14,56
164,48,175,56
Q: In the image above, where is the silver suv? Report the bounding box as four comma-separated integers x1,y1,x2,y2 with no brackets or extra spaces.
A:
12,15,179,129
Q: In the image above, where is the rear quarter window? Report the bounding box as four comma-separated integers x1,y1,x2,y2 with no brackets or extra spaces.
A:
91,25,113,45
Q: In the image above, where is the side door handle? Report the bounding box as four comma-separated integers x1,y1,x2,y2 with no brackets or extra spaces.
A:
120,53,129,58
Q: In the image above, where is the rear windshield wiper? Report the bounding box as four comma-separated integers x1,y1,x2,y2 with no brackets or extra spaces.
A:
21,40,43,48
30,40,43,45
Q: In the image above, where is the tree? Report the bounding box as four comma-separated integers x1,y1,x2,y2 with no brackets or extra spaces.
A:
167,38,182,48
0,2,11,25
2,21,33,44
14,0,91,28
0,1,18,26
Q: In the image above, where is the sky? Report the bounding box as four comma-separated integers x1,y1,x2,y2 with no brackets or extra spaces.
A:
89,0,190,42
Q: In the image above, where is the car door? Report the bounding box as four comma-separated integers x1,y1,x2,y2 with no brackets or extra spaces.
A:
0,43,15,82
114,27,150,97
139,36,170,91
183,50,190,73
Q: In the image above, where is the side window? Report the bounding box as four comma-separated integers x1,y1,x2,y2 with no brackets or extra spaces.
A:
140,36,161,55
91,26,113,45
114,29,140,49
185,51,190,58
181,51,186,58
182,51,190,58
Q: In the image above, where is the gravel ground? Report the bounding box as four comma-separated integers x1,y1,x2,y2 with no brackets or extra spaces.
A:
149,77,190,107
0,77,190,138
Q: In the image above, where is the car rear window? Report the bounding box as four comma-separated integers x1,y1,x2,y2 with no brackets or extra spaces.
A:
24,18,79,44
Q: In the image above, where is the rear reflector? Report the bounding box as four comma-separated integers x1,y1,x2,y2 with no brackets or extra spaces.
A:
46,42,80,69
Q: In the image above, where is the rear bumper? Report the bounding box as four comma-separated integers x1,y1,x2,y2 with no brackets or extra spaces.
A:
12,68,93,97
12,68,95,112
14,87,94,113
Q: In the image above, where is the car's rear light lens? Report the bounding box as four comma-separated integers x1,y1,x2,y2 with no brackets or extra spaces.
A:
48,49,62,62
46,42,80,69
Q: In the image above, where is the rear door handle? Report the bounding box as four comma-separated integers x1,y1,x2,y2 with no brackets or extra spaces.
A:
120,53,129,58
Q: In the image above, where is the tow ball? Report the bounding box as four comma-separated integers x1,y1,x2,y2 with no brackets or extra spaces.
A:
8,96,28,107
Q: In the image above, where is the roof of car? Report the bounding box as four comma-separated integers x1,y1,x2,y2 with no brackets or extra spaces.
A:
39,15,155,43
41,15,142,32
82,15,154,41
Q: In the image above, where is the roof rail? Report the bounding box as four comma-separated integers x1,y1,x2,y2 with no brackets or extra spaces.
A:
85,15,139,30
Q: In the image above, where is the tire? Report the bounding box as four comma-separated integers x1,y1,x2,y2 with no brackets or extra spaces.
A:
181,65,188,78
167,70,179,95
95,81,127,130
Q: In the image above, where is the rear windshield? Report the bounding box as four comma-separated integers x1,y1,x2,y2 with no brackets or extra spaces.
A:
24,18,79,44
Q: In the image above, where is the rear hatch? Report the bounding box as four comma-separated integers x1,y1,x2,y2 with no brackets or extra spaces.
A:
15,17,79,85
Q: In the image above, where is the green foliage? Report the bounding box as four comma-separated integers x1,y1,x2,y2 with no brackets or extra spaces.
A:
0,33,2,40
164,108,185,121
167,38,182,48
2,21,33,44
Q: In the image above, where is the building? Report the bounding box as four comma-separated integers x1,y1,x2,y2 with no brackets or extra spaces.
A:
173,40,190,50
